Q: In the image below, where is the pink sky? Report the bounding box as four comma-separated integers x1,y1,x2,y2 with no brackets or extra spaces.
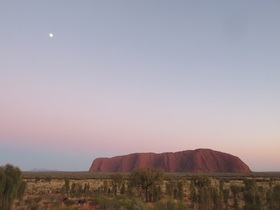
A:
1,1,280,171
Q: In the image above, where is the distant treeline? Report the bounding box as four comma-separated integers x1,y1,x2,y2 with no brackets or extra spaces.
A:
22,170,280,180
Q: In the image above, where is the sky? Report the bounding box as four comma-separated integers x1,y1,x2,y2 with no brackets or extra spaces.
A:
0,1,280,172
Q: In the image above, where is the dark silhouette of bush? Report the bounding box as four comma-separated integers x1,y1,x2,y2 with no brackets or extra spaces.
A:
61,177,70,195
129,168,164,202
243,179,264,210
166,180,184,201
45,176,52,183
189,175,223,210
110,173,125,196
190,175,212,209
230,184,241,210
267,184,280,210
0,164,25,210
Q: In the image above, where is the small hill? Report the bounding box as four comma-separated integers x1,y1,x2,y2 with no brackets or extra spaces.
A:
89,149,251,173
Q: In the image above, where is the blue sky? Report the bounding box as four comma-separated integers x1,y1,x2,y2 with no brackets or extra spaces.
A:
1,1,280,171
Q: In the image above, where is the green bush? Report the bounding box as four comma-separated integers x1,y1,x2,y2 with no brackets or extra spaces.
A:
64,199,75,206
154,198,188,210
0,164,25,210
92,194,148,210
92,194,114,209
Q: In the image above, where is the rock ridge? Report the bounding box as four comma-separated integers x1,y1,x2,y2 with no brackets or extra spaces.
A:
89,148,251,173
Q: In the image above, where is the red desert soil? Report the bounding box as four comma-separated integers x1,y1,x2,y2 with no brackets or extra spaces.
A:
89,148,252,173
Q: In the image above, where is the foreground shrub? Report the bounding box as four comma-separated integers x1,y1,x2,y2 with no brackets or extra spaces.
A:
92,194,114,209
154,198,188,210
116,195,147,210
266,184,280,210
92,194,147,210
0,164,25,210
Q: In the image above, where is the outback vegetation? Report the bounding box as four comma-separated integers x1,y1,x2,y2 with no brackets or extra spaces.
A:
0,164,26,210
1,165,280,210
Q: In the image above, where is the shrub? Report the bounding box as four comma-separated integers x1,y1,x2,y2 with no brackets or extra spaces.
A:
154,198,188,210
0,164,25,210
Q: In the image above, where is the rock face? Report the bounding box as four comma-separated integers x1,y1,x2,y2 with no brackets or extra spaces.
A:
89,149,252,173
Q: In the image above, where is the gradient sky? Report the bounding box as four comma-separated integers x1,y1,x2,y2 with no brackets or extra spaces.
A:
1,1,280,171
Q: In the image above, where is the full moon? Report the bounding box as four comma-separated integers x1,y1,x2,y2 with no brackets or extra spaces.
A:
49,33,54,38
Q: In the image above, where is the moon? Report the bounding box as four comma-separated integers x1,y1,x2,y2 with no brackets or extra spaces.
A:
49,33,54,38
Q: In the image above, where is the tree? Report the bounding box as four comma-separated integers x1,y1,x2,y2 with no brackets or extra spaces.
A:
272,184,280,209
165,180,175,197
222,188,230,210
102,180,110,195
177,180,184,201
110,173,125,196
45,176,52,183
149,182,162,202
83,183,90,196
129,168,164,202
243,179,263,210
210,186,222,210
191,175,212,210
17,181,26,201
189,178,198,208
61,177,70,195
0,164,25,210
70,182,83,196
166,180,184,200
0,168,6,205
230,184,241,210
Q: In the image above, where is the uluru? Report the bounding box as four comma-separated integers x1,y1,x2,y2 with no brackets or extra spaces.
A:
89,148,252,173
